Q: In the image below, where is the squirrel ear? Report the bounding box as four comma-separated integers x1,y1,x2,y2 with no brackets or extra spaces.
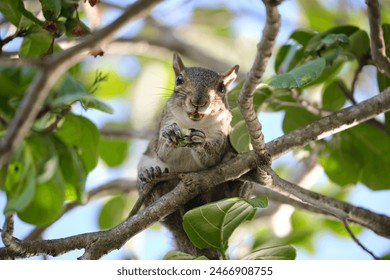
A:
173,53,185,76
222,65,239,88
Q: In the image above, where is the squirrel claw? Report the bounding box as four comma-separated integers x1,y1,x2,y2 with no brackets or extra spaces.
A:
139,166,168,183
183,128,206,145
162,123,182,145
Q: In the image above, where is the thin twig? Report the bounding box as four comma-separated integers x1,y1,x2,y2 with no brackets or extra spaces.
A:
342,219,379,260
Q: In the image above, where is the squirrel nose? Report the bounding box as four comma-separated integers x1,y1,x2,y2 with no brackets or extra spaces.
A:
190,98,207,108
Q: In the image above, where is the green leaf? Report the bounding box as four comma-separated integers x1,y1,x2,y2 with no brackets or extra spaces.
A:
0,66,36,97
349,30,370,60
349,124,390,189
377,71,390,93
98,195,128,230
0,0,23,27
0,0,41,28
53,73,113,114
274,44,305,74
320,33,349,48
282,107,318,133
39,0,61,21
270,58,326,89
18,168,64,226
20,31,60,58
322,79,347,110
320,135,360,187
274,45,293,73
52,136,86,202
55,114,100,172
25,133,59,184
320,124,390,189
80,96,113,114
3,143,36,213
289,29,316,46
0,66,37,117
230,118,251,153
163,251,208,260
60,0,76,18
99,123,130,167
305,25,359,53
243,245,296,260
247,195,268,208
183,197,260,252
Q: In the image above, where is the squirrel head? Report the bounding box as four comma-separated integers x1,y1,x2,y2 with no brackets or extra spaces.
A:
171,53,239,122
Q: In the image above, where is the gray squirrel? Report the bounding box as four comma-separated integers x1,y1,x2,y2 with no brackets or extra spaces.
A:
137,53,251,259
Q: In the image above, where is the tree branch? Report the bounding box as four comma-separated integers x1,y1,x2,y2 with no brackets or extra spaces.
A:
259,166,390,238
100,127,154,140
366,0,390,77
0,0,163,167
268,86,390,159
2,136,390,259
238,0,282,156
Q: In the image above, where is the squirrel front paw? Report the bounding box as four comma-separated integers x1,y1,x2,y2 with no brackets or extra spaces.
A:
182,128,206,146
138,166,169,183
161,123,182,145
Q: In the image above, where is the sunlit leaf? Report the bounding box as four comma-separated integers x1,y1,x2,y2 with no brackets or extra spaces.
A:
243,245,296,260
55,114,99,172
183,197,264,252
18,169,64,226
163,251,208,260
98,195,128,230
99,123,130,167
3,144,36,213
320,124,390,189
270,58,326,89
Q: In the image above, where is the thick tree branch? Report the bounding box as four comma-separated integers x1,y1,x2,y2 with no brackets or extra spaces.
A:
1,137,390,259
238,0,282,156
366,0,390,77
268,86,390,159
0,0,163,166
97,87,390,159
258,166,390,238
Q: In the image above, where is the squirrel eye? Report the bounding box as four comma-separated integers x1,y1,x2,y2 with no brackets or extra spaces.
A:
175,74,184,85
217,82,226,94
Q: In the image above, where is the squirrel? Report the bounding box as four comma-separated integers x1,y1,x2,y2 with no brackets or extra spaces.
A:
137,53,252,259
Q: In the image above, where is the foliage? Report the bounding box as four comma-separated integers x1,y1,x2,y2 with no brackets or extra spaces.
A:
164,196,296,260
